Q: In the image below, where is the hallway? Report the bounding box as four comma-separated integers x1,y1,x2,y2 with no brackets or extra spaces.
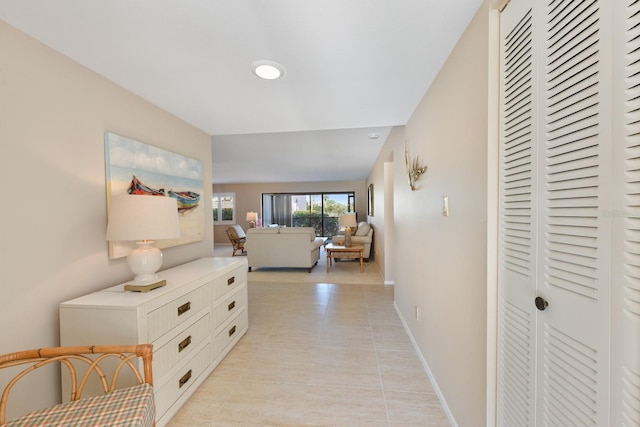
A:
168,279,450,426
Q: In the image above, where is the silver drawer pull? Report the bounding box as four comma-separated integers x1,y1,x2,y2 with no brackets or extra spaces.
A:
179,369,192,388
178,335,192,352
229,325,236,337
228,301,236,311
227,276,235,286
177,301,191,316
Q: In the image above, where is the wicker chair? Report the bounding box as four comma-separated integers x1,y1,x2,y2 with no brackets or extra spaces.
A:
0,344,155,427
226,224,247,256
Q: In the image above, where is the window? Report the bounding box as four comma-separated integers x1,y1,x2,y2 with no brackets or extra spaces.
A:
212,193,235,224
261,192,355,236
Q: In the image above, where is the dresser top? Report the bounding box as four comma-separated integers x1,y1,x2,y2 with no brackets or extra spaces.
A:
60,257,247,309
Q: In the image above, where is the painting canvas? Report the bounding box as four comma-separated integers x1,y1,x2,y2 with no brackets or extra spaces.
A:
105,132,204,259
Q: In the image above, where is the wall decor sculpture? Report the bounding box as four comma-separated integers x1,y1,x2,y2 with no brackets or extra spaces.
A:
405,141,427,191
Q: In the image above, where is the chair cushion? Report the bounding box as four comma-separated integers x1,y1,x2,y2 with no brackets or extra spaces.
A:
228,225,246,239
5,383,155,427
355,222,371,236
278,227,316,241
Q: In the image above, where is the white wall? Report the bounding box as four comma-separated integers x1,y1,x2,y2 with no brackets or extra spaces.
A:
0,20,213,417
368,126,402,283
369,3,490,426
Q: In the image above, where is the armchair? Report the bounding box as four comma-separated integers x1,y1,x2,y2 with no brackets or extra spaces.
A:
332,221,374,260
0,344,155,427
226,224,247,256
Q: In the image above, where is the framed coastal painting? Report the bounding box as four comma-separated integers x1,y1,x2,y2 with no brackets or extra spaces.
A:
105,132,204,259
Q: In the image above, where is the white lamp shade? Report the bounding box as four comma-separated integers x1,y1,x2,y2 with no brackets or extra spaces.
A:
339,213,357,228
106,194,180,283
106,194,180,242
246,212,258,222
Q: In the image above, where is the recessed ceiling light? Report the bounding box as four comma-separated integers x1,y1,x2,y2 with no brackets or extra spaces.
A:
368,133,379,139
251,60,286,80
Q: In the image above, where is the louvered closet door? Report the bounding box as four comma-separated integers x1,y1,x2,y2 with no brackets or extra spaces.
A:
498,1,611,425
612,1,640,425
537,0,611,425
497,0,538,425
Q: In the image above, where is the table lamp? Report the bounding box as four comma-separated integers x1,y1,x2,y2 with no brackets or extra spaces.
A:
106,194,180,284
339,213,358,247
246,211,258,228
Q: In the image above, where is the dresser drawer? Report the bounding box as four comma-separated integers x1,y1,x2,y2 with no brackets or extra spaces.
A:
153,311,210,380
213,309,247,359
212,265,245,300
154,342,211,419
59,257,248,427
213,285,247,327
147,284,210,342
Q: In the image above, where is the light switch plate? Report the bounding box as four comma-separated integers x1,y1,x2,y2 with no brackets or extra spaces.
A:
443,196,449,216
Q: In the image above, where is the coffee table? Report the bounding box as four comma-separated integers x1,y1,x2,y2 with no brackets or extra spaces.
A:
325,243,364,273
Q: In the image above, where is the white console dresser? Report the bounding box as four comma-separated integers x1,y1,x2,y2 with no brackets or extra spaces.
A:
59,257,248,426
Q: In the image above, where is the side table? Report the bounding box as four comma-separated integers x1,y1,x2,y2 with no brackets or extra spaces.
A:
326,243,364,273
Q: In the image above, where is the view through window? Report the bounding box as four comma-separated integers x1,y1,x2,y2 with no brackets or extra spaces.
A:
262,192,355,237
212,193,235,224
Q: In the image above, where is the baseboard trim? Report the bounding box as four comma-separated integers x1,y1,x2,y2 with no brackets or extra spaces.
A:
393,301,458,427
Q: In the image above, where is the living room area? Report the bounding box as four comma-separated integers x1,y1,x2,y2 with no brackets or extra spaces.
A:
215,185,378,274
212,180,388,280
214,236,382,284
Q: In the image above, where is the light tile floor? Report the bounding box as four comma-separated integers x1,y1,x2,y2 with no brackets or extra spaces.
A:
168,277,451,426
168,245,449,425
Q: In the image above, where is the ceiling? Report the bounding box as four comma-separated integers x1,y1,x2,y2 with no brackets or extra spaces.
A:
0,0,483,184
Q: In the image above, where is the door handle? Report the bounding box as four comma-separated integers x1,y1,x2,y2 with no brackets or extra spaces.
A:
535,296,548,311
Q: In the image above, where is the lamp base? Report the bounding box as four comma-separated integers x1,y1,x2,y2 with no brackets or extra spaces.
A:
127,241,163,283
345,227,352,247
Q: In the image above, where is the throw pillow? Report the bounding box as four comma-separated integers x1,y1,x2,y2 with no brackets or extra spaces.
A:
355,222,371,236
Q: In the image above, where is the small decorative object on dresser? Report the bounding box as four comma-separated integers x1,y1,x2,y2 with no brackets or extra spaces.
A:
59,257,248,427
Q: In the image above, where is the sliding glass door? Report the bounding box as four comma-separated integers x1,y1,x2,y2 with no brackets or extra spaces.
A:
262,192,355,237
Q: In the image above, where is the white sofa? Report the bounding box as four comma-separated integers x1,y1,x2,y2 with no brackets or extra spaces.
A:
245,227,325,272
331,221,374,260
